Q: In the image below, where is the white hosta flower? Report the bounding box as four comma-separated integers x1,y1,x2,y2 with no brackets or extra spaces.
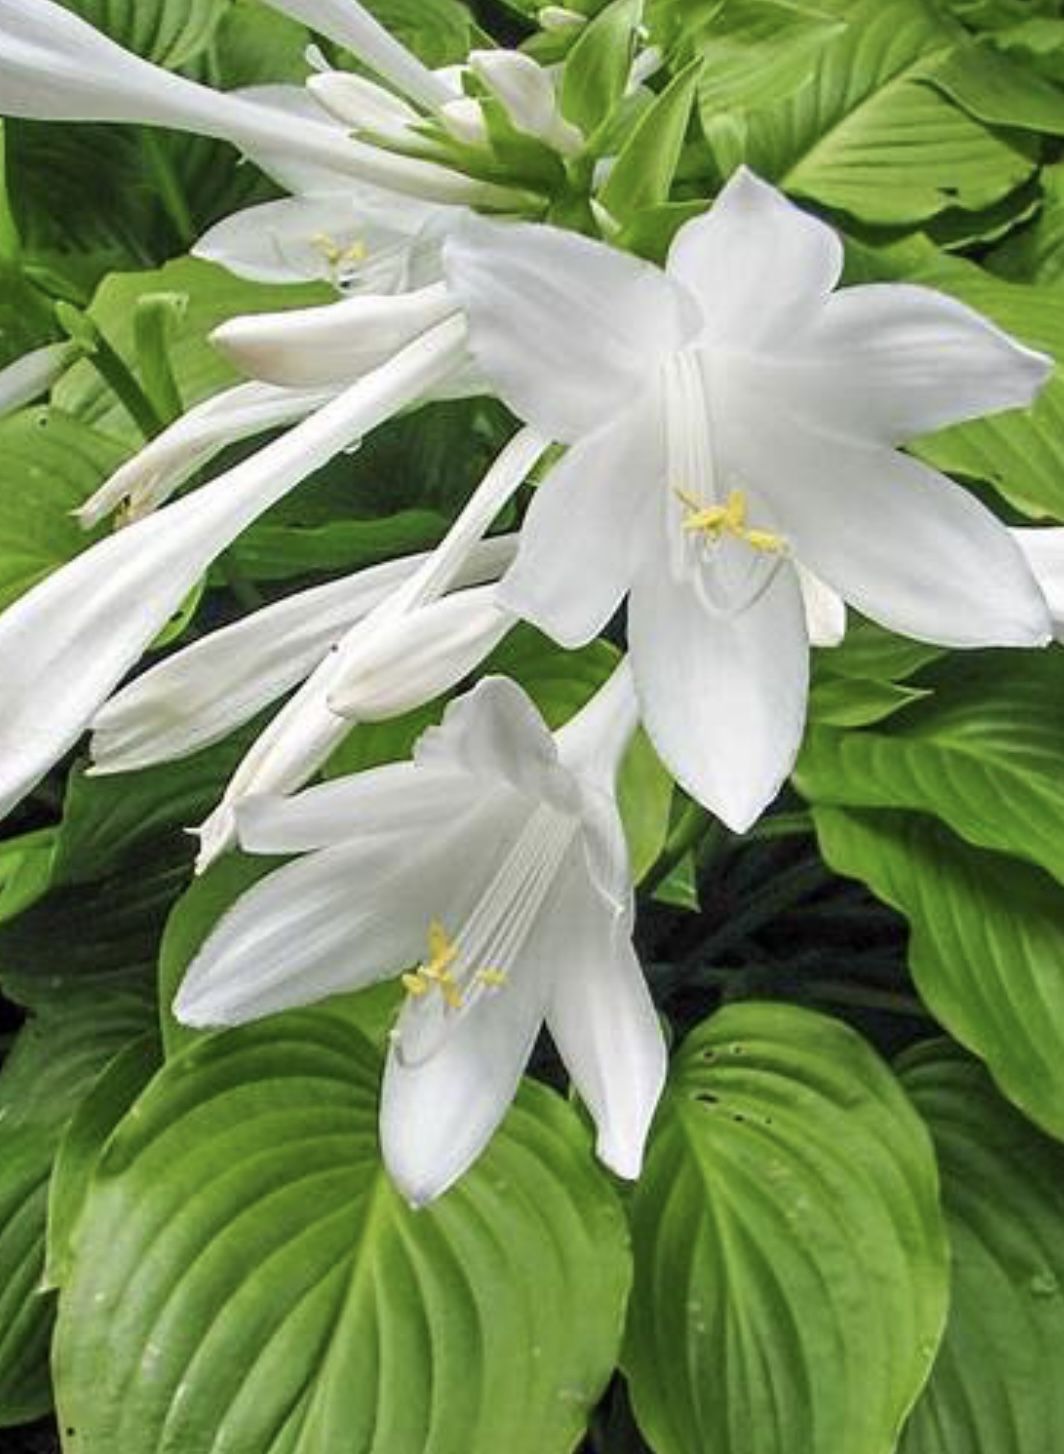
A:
175,666,666,1205
190,426,547,869
443,167,1053,830
0,315,468,821
0,0,517,208
468,50,584,159
307,70,425,142
0,341,76,419
76,381,337,528
89,535,517,774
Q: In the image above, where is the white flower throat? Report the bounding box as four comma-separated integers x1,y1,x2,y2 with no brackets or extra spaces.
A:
393,800,577,1067
661,349,788,615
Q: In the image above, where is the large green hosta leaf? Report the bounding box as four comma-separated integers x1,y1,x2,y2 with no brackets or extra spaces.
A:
698,0,1036,224
899,1041,1064,1454
624,1001,948,1454
814,806,1064,1142
53,1014,631,1454
795,652,1064,890
0,408,122,611
60,0,230,66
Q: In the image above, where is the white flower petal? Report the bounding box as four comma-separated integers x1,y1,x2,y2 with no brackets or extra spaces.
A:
443,215,697,441
546,889,665,1180
0,315,467,820
236,764,476,854
415,675,577,810
469,49,583,156
628,558,809,831
732,415,1053,648
667,167,843,349
193,191,443,288
751,283,1052,446
77,381,333,528
306,71,419,134
261,0,458,109
498,400,661,647
379,848,567,1205
797,565,847,648
176,811,501,1027
211,283,457,388
0,341,74,418
1012,527,1064,636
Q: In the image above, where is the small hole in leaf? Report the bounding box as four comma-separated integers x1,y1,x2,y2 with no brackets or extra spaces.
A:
694,1091,719,1105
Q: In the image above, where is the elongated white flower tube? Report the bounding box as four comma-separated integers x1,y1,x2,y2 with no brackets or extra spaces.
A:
0,341,75,419
306,71,420,138
191,426,547,868
0,315,468,820
76,381,337,528
0,0,516,207
176,668,666,1204
89,535,517,774
261,0,458,110
444,167,1053,831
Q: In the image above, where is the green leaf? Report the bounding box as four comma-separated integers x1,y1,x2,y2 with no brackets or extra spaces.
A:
926,39,1064,135
599,59,702,225
795,652,1064,889
53,258,329,442
0,1125,55,1425
809,672,931,728
813,806,1064,1142
0,407,122,611
53,1014,631,1454
624,1000,948,1454
59,0,230,66
991,160,1064,283
359,0,473,67
695,0,847,118
898,1041,1064,1454
561,0,642,136
703,0,1035,226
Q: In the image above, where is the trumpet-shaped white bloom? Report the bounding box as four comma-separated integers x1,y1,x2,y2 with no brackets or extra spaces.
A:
0,0,518,208
0,315,468,821
467,50,584,158
443,168,1054,830
89,535,517,774
189,427,546,869
176,665,666,1205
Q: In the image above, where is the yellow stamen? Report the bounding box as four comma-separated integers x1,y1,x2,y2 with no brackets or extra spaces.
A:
311,233,369,273
401,922,508,1009
476,969,508,988
401,971,431,998
676,487,786,555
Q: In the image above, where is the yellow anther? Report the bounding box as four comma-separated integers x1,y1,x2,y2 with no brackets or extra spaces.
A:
401,921,509,1010
476,969,508,988
401,971,431,998
311,232,369,273
676,487,786,555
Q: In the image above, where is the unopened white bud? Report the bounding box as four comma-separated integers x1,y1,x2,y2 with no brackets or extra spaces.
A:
469,49,584,158
327,586,514,719
307,70,418,138
539,6,587,32
440,96,490,148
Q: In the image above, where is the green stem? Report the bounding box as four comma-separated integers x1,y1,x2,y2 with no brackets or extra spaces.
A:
140,130,196,248
56,301,164,441
700,857,832,959
642,797,715,897
798,980,928,1018
0,122,20,264
219,554,264,612
749,808,814,841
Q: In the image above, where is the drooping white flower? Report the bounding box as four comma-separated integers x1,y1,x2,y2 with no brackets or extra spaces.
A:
467,49,584,158
189,426,547,869
1013,528,1064,639
175,664,666,1205
0,341,76,419
443,167,1054,830
0,314,468,821
88,535,517,774
0,0,517,208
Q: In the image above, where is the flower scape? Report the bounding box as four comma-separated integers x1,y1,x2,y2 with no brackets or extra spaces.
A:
2,1,1064,1451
